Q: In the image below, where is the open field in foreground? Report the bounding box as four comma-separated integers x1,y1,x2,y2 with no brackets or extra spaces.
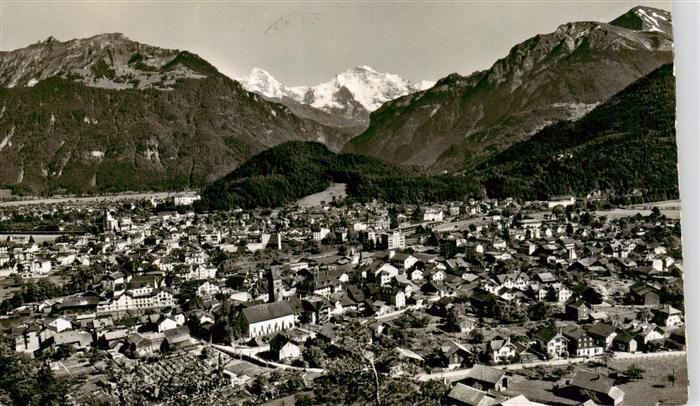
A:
611,354,688,406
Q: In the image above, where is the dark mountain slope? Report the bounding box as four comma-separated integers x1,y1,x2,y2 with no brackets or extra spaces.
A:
0,34,349,195
479,63,677,202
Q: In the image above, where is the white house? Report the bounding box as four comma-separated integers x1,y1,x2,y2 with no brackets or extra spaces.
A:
158,318,178,333
423,209,444,222
47,317,72,333
490,337,517,364
313,228,331,241
374,263,399,286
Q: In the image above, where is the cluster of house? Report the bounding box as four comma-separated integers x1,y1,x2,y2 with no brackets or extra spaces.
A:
445,364,626,406
0,195,685,404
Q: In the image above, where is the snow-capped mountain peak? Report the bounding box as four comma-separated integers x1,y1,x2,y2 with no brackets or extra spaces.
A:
239,65,431,118
417,80,436,91
355,65,377,73
610,6,672,34
242,67,286,99
632,6,671,33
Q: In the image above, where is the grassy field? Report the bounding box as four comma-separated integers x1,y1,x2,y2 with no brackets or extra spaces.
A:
505,354,688,406
611,355,688,406
595,207,681,220
296,183,347,208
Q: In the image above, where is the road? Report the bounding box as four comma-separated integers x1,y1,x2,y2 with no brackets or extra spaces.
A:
211,344,325,374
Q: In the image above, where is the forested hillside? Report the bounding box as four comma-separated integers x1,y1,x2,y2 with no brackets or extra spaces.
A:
479,64,677,203
196,142,482,210
0,35,349,195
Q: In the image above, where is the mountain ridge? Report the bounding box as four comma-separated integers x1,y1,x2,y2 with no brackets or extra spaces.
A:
479,63,677,202
0,34,352,195
342,6,673,172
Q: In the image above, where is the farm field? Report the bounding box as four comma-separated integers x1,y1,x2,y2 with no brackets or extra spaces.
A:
611,354,688,406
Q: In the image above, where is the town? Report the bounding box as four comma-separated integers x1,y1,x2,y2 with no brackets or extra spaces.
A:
0,192,687,405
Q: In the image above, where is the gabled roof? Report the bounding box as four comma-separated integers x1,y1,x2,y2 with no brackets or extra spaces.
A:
561,325,588,340
318,323,338,340
241,301,294,324
444,339,472,357
53,330,92,345
534,327,566,343
164,325,191,343
500,395,546,406
447,383,497,406
566,298,589,309
587,323,616,338
536,272,556,283
391,253,411,261
465,364,506,384
655,304,681,316
489,336,514,351
613,331,636,344
570,370,616,395
270,332,300,351
395,347,424,362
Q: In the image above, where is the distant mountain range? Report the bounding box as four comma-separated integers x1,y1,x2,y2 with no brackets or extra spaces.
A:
0,34,350,194
240,66,434,134
342,6,674,172
0,6,677,201
201,62,677,209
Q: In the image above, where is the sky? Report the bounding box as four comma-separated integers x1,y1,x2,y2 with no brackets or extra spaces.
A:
0,1,672,85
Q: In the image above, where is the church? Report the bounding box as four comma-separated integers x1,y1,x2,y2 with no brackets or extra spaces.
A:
239,301,295,338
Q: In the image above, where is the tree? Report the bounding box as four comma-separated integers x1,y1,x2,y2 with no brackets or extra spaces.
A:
427,231,439,247
0,336,68,405
52,344,75,361
527,302,548,321
273,369,306,397
411,205,423,221
580,212,593,226
444,307,461,332
551,205,565,217
88,348,106,364
302,344,327,368
667,370,677,387
337,244,348,256
160,339,172,356
468,328,484,344
314,321,391,405
247,374,273,401
494,301,526,324
580,388,601,404
624,364,645,382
